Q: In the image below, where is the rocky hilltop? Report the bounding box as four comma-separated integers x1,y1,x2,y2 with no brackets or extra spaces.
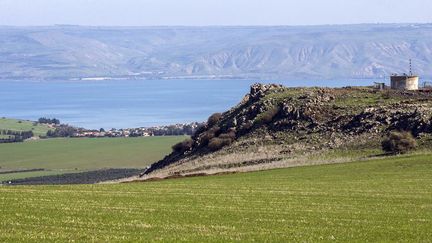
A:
140,84,432,179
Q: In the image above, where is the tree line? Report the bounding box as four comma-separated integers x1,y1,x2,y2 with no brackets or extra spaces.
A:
0,130,34,143
149,124,201,136
46,125,77,137
38,117,60,125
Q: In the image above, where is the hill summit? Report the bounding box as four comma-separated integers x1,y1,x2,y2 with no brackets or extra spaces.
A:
141,84,432,179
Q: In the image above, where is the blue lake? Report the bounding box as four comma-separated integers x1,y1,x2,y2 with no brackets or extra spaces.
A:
0,79,376,129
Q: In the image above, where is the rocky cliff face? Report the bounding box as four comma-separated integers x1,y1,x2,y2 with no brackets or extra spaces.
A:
142,84,432,178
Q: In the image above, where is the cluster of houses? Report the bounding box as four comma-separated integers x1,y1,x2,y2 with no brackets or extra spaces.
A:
73,128,151,138
72,122,203,138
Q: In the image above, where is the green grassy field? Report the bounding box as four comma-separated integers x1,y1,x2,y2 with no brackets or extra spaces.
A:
0,118,52,137
0,136,186,181
0,170,64,182
0,153,430,242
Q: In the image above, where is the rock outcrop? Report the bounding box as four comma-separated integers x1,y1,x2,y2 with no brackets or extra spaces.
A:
142,84,432,178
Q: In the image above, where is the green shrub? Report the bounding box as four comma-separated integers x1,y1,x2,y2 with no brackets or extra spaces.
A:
207,131,236,151
208,137,232,151
382,131,417,154
207,113,223,127
218,131,236,141
241,121,254,131
172,138,194,153
256,106,280,124
199,126,221,146
192,125,206,138
200,132,214,145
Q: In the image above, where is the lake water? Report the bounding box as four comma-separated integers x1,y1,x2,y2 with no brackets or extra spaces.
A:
0,79,376,129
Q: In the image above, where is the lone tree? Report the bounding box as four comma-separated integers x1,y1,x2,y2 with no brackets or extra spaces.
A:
382,131,417,154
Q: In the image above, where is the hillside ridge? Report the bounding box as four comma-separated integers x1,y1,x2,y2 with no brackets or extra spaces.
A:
1,24,432,80
140,84,432,179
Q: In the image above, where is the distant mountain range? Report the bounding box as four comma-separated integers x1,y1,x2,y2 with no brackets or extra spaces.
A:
1,24,432,80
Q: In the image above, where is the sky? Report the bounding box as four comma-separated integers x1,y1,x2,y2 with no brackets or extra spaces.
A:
0,0,431,26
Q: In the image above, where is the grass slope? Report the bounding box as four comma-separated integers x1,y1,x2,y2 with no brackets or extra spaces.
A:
0,118,52,137
0,137,185,170
0,136,185,181
0,171,63,182
0,154,431,242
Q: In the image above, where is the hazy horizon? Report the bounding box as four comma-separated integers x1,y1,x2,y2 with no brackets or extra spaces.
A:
1,23,431,28
1,0,432,26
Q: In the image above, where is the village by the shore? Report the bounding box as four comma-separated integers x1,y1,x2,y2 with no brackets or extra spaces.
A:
72,122,202,138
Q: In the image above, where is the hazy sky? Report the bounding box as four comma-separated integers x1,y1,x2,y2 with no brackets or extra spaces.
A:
0,0,431,26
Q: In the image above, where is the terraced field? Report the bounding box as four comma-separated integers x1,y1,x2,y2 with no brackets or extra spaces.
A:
1,153,431,242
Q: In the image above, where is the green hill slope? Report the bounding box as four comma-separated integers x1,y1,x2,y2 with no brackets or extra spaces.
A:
1,154,431,241
0,136,185,170
0,118,52,137
0,136,186,182
144,85,432,178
